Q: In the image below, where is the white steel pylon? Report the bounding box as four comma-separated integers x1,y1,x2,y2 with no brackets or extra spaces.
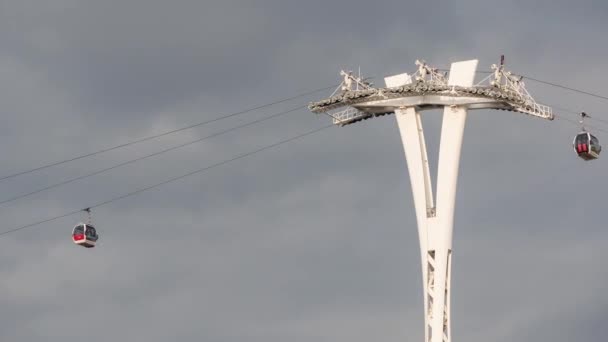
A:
386,60,477,342
308,58,552,342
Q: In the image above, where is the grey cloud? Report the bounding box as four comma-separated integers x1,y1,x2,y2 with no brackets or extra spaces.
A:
0,0,607,341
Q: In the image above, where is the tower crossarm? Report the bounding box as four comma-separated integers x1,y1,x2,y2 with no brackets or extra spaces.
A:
309,60,553,126
309,84,553,126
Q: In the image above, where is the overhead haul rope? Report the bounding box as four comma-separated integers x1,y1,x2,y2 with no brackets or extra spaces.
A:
1,74,606,209
1,71,607,236
1,72,606,184
0,104,307,207
0,124,333,237
0,85,336,183
436,68,608,102
524,76,608,102
2,100,605,209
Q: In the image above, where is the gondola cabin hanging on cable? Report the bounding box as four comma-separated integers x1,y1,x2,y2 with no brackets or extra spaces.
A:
72,208,99,248
573,112,601,161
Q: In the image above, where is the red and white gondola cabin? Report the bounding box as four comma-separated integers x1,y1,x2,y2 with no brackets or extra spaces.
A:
573,131,601,161
72,223,99,248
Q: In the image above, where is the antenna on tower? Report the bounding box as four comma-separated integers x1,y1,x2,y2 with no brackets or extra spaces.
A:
491,55,505,87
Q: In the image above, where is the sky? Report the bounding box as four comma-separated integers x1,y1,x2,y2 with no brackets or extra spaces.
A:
0,0,607,341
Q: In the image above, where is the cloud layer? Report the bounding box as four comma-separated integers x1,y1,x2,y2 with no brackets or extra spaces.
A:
0,0,607,341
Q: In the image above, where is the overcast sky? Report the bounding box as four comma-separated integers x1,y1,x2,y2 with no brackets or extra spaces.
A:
0,1,607,341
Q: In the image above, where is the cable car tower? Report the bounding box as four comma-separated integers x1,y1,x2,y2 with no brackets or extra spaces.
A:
308,57,553,342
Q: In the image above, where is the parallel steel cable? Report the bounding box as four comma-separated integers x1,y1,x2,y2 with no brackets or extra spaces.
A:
4,103,602,210
0,111,594,238
3,72,608,237
549,104,608,127
553,113,608,134
0,108,602,238
0,124,333,237
0,85,336,183
553,113,583,126
1,73,605,184
537,99,608,131
524,76,608,102
0,105,307,207
437,68,608,102
7,100,606,209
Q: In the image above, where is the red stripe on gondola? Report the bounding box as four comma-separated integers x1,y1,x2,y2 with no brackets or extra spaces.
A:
577,143,582,153
583,144,588,152
73,233,84,241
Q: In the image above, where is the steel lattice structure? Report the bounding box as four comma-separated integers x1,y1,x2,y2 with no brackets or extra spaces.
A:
308,59,553,342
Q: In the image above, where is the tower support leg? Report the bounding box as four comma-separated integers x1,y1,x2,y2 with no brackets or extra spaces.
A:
385,60,478,342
